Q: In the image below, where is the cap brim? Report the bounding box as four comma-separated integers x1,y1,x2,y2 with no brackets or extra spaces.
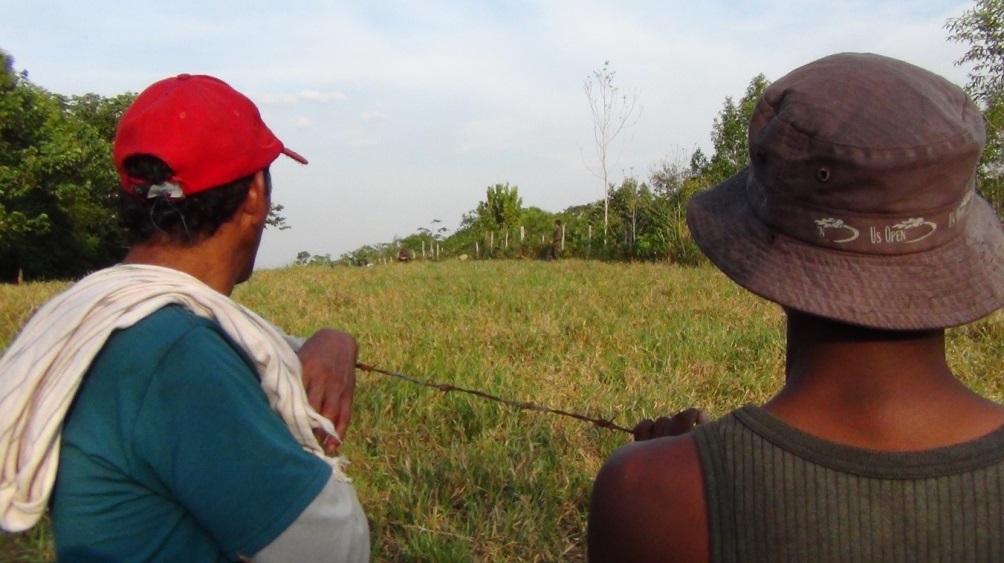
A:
686,167,1004,330
282,147,308,165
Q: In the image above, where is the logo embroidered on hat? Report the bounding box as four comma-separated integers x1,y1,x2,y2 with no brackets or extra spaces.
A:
114,74,307,198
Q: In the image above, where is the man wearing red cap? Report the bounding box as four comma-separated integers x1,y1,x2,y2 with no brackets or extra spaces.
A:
0,75,369,560
589,53,1004,561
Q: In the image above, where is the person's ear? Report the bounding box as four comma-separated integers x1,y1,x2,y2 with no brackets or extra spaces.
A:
243,170,269,220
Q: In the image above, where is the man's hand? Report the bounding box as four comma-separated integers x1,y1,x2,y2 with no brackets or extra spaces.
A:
632,407,709,441
297,329,358,454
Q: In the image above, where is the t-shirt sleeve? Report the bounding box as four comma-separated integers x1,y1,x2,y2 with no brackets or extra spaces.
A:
132,323,332,560
251,472,370,562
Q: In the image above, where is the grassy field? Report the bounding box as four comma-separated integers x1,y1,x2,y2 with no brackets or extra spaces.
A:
2,260,1002,561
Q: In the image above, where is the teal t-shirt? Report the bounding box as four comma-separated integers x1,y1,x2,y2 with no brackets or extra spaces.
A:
50,306,332,562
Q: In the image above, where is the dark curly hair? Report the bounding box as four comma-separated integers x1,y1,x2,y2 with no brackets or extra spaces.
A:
118,155,269,245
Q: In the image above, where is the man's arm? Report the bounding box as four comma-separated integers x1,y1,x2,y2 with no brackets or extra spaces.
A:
588,435,709,562
136,323,366,559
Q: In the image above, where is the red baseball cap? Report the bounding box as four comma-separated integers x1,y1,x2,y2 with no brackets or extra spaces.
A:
114,73,307,197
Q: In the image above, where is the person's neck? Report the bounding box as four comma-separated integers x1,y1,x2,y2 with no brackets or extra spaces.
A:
122,238,241,296
763,310,1004,450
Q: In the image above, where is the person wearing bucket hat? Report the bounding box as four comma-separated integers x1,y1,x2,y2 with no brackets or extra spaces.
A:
0,75,369,560
588,53,1004,561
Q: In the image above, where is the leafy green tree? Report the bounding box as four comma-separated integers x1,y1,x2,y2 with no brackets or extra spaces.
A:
267,203,291,230
64,92,135,140
689,148,709,176
0,52,51,264
601,176,692,261
445,212,484,258
606,177,649,258
476,183,522,231
467,183,522,256
551,201,602,259
0,50,132,281
704,74,770,185
392,220,447,259
947,0,1004,214
446,185,565,259
649,155,710,265
309,253,334,266
514,206,558,258
338,244,382,266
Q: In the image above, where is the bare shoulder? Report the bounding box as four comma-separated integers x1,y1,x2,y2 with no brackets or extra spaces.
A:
587,434,708,562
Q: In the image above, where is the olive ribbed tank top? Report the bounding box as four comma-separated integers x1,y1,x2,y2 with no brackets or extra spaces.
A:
693,405,1004,562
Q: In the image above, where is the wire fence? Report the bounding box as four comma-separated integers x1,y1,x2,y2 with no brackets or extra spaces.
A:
355,362,633,434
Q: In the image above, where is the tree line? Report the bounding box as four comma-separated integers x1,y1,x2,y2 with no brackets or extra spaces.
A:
2,0,1002,279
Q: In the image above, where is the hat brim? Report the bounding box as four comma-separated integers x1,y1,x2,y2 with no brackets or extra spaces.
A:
687,167,1004,330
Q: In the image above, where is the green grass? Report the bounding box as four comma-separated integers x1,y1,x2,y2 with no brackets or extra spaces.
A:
2,260,1002,560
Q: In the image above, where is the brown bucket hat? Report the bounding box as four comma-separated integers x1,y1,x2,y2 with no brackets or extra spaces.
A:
687,52,1004,330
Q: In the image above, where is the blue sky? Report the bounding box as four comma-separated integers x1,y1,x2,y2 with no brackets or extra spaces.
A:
1,0,974,267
